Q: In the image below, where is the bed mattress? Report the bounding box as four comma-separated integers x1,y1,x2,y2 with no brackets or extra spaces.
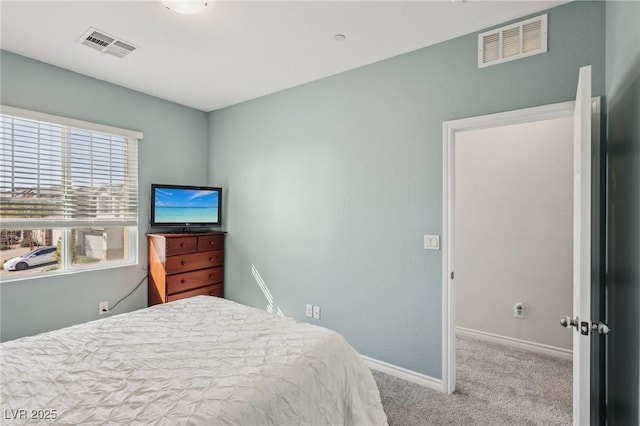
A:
1,296,387,425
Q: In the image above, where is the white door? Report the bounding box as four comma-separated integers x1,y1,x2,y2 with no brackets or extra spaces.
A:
571,65,592,426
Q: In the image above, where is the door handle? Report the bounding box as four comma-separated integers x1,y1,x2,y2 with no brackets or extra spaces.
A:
561,316,611,336
591,321,611,335
560,316,579,330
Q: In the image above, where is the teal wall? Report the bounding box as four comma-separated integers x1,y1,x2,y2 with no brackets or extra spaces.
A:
0,51,209,341
208,1,606,377
605,1,640,423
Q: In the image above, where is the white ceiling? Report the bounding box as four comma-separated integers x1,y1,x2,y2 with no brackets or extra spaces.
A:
1,0,569,112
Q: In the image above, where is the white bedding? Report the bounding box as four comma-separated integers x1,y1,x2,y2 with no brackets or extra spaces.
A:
1,296,388,425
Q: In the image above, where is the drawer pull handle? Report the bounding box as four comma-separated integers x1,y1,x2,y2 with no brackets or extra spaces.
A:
208,292,214,296
209,274,213,279
180,243,185,248
181,261,186,266
181,279,186,284
209,257,213,262
209,241,215,246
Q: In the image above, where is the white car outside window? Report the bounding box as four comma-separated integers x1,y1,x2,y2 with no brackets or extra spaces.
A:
3,246,57,271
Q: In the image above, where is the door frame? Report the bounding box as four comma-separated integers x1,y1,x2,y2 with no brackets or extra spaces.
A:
441,100,576,394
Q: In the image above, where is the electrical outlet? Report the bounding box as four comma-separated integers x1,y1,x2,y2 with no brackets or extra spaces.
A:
514,302,525,319
305,304,313,318
99,301,109,315
313,305,321,320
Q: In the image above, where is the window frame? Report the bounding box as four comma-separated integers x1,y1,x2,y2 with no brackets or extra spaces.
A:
0,105,143,281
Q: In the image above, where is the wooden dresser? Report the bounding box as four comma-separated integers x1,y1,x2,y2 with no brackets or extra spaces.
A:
148,231,225,306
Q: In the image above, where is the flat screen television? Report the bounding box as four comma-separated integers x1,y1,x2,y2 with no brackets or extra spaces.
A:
150,184,222,228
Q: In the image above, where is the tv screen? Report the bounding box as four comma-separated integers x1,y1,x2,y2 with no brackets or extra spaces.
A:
150,184,221,227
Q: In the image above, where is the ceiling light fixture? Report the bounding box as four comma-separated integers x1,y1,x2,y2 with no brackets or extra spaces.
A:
334,34,346,42
161,0,208,15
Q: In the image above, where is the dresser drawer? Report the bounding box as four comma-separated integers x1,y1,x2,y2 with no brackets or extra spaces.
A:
148,231,226,307
167,267,224,294
166,236,197,256
198,234,225,252
165,249,224,274
167,283,224,302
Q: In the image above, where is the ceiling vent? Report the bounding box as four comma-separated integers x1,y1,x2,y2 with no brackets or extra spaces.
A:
78,28,137,59
478,14,547,68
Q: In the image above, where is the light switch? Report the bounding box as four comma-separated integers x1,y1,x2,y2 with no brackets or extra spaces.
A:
424,235,440,250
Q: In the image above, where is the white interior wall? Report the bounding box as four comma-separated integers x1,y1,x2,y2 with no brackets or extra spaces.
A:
455,116,573,350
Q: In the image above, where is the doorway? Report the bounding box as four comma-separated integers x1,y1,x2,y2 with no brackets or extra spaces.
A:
442,67,603,425
441,100,576,395
452,115,574,422
454,117,574,355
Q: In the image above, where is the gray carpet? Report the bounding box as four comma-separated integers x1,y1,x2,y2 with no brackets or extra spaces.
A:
372,335,572,425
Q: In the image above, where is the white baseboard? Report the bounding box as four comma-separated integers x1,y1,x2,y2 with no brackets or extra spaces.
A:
362,355,443,392
456,326,573,360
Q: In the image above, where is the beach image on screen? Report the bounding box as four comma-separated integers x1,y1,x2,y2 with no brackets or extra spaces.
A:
154,188,219,223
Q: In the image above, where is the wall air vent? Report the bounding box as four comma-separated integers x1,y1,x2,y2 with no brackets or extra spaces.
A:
478,14,547,68
78,28,137,59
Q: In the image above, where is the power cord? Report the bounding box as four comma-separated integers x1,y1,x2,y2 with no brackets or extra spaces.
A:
105,275,148,313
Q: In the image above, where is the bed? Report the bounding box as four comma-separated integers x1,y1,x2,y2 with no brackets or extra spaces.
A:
0,296,388,425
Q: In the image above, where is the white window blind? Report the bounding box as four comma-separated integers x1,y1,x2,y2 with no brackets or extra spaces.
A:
0,106,141,229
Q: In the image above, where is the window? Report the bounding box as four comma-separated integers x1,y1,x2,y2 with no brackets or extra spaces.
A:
0,105,142,281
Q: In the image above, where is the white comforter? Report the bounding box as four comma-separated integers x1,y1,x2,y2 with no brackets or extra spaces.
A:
1,296,388,425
